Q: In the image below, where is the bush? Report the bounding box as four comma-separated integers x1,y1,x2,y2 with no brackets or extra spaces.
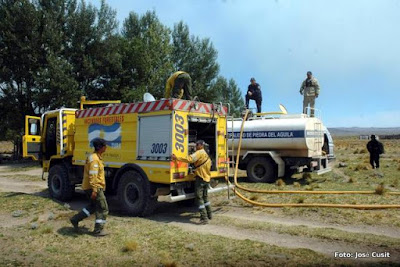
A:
249,195,259,201
375,183,386,195
354,164,369,171
276,179,285,187
122,240,138,252
348,177,356,183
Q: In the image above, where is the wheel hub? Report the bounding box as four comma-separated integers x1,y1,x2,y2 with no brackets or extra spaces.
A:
51,175,62,194
126,183,140,206
254,164,266,178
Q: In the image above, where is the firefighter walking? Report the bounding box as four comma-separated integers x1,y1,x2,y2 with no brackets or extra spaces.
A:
172,140,212,224
367,135,384,169
300,71,320,117
70,138,109,236
165,71,192,100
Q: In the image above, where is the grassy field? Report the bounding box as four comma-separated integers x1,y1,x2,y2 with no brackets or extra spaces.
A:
214,137,400,227
0,137,399,266
0,192,348,266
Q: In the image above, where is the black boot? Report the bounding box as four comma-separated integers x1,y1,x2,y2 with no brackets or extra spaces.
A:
206,206,213,220
199,208,208,225
70,211,88,231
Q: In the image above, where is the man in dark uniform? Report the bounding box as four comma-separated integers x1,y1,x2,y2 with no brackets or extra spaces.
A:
366,135,384,169
245,77,262,113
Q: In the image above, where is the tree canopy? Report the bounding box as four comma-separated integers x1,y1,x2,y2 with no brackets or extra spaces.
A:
0,0,244,142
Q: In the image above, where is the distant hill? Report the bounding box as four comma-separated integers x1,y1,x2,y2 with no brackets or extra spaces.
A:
328,127,400,137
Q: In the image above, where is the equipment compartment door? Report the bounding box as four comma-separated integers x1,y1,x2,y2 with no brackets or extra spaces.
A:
137,115,172,160
22,116,41,160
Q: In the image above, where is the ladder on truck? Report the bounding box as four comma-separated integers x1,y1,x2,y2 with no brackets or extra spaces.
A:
310,110,331,175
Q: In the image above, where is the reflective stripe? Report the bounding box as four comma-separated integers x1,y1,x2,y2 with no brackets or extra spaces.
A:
199,205,205,209
88,155,94,162
204,202,211,207
82,208,90,217
95,219,106,224
89,170,98,175
94,164,99,168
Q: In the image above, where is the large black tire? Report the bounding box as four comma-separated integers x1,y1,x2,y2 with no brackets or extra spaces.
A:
48,164,74,201
246,157,277,183
117,170,157,216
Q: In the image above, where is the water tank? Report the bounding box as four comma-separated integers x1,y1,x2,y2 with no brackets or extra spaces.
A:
227,114,324,157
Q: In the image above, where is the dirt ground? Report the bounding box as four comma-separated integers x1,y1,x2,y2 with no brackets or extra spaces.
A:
1,161,400,266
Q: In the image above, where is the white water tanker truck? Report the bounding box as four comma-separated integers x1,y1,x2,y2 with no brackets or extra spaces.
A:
228,112,334,183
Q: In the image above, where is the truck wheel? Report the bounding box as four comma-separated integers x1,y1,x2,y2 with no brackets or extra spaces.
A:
48,164,74,201
246,157,277,183
118,170,156,217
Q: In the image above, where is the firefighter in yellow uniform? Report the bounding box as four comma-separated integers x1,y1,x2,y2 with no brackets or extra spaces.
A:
172,140,212,224
70,138,109,236
165,71,192,100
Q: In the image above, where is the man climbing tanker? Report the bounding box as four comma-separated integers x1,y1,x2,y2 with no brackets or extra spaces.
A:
228,105,334,183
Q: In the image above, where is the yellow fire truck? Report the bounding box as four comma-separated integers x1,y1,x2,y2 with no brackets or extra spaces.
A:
23,97,229,216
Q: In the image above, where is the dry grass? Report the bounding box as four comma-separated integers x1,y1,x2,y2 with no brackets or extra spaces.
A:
225,138,400,228
375,183,386,195
359,148,367,154
297,197,305,203
39,225,53,234
275,179,285,187
0,192,340,266
348,177,356,183
249,195,259,201
122,240,139,252
354,163,369,171
1,136,400,266
214,216,400,248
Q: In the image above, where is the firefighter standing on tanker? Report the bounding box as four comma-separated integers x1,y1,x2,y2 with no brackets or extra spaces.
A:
165,71,192,100
300,71,320,117
172,140,212,225
245,77,262,113
70,138,109,236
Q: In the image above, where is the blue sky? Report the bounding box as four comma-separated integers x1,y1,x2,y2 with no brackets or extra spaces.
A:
89,0,400,127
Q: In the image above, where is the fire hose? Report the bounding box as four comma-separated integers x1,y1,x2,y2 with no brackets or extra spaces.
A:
228,110,400,209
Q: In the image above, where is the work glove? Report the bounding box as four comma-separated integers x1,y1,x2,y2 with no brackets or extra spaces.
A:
91,191,97,200
248,91,253,96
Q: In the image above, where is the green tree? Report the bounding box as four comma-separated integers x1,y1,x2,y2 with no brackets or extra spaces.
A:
211,76,245,117
171,22,219,102
0,0,41,141
121,10,173,101
0,0,120,142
